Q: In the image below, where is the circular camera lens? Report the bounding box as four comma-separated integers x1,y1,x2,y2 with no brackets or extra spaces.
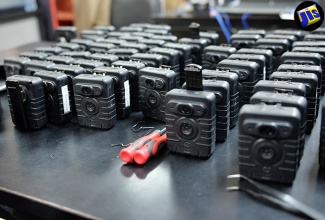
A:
178,104,192,115
82,98,99,115
146,90,161,108
258,146,275,160
180,122,193,136
211,55,220,62
239,42,247,48
146,79,155,88
253,139,282,165
86,101,96,112
82,86,92,95
259,125,276,137
148,93,157,104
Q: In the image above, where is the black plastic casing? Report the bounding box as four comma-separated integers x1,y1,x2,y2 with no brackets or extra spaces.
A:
119,42,148,53
61,51,91,59
250,91,308,161
92,66,132,119
217,59,259,107
73,74,117,129
165,89,216,157
273,29,305,41
237,29,266,37
70,39,93,51
24,60,56,76
130,53,163,68
178,37,209,65
293,41,325,48
93,25,116,33
270,71,318,133
88,42,117,53
151,35,178,43
202,45,237,70
34,46,63,55
19,51,48,61
202,69,239,128
228,53,266,80
56,26,77,42
139,67,177,122
34,71,72,124
6,75,47,130
199,32,219,45
138,39,165,49
72,59,105,74
112,60,146,111
183,80,230,141
89,53,119,66
264,34,298,50
304,34,325,41
80,30,106,38
46,55,75,65
4,57,31,77
107,48,138,61
56,42,81,52
230,34,262,49
238,103,301,183
102,38,127,46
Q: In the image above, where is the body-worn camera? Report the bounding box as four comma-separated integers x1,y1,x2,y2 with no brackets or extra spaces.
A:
61,51,91,59
70,39,93,51
183,79,230,141
250,91,308,161
73,74,117,129
151,34,178,43
19,51,48,61
130,53,163,68
253,80,306,97
165,89,216,157
319,101,325,168
80,30,106,39
132,32,154,39
304,34,325,42
46,55,75,65
237,29,266,37
199,32,219,45
107,48,138,61
292,41,325,48
92,66,131,119
34,46,63,55
163,42,193,85
228,53,266,80
273,29,305,41
217,59,259,107
106,31,130,39
238,103,302,183
277,64,322,118
138,39,165,49
89,42,116,53
24,60,55,76
230,34,262,49
72,59,105,74
4,57,31,77
51,64,85,115
56,26,77,42
178,37,209,65
264,34,297,50
89,53,119,66
144,29,169,35
202,45,237,70
139,67,177,122
119,26,143,33
33,71,72,124
202,69,239,128
237,48,273,79
270,71,318,133
103,38,127,46
112,60,146,111
255,38,291,70
120,42,148,53
56,42,81,51
93,25,116,33
6,75,47,130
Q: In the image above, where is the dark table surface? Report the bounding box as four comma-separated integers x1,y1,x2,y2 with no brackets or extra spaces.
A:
0,42,325,220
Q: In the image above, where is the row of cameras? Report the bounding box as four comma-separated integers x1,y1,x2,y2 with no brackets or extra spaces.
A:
4,24,325,184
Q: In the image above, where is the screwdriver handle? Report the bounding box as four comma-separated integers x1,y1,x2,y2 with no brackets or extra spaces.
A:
119,130,162,163
133,133,167,165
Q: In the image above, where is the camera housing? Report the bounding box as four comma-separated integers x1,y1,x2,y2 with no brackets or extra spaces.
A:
93,25,116,33
138,39,165,49
70,39,94,51
88,42,117,53
112,60,146,111
217,59,259,107
19,51,48,61
130,53,163,68
151,34,178,43
202,45,237,70
165,89,216,157
253,80,306,97
80,30,106,39
56,42,81,52
119,42,148,53
89,53,119,66
228,53,266,80
238,103,301,183
6,75,47,130
61,51,91,59
199,32,219,45
139,67,177,122
273,29,305,41
46,55,75,65
230,34,262,49
320,101,325,168
264,34,298,50
107,48,139,61
270,71,318,133
250,91,308,161
120,26,142,32
237,29,266,37
304,34,325,42
24,60,56,76
34,71,72,124
72,59,105,74
293,41,325,48
178,37,209,65
4,56,31,77
92,66,132,119
73,74,117,129
202,69,239,128
34,46,63,55
56,26,77,42
103,38,128,46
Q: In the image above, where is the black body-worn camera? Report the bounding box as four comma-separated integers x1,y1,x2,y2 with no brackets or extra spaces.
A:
151,34,178,43
199,32,219,45
264,34,297,50
73,74,117,129
139,67,177,122
237,48,273,79
138,39,165,49
56,42,81,52
89,53,119,66
34,46,63,55
165,89,216,157
93,25,116,33
237,29,266,37
92,66,132,119
202,45,237,70
319,101,325,168
106,31,130,39
272,29,305,41
228,53,266,81
56,26,77,42
183,79,230,141
70,39,93,51
19,51,48,61
46,55,75,65
293,41,325,48
24,60,55,76
250,91,308,161
80,30,106,39
217,59,259,107
270,71,318,133
254,80,306,97
107,48,139,61
119,26,143,33
88,42,117,53
33,71,72,124
103,38,128,46
202,69,239,128
119,42,148,53
72,59,105,74
304,34,325,42
4,57,31,77
61,51,91,59
178,37,209,65
238,103,302,183
130,53,163,68
230,34,262,49
112,60,146,111
6,75,47,130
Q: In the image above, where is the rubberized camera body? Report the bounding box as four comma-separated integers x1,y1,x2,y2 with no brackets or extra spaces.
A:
4,57,31,77
202,45,237,70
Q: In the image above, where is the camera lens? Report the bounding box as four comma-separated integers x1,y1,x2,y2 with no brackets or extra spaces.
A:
258,146,275,160
146,79,155,88
211,55,220,62
82,86,92,95
259,125,276,137
253,139,282,165
146,90,160,108
86,101,96,112
180,122,193,136
178,104,192,115
148,93,157,105
82,98,99,115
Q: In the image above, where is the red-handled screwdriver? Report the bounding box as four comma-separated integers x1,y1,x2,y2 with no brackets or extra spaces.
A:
133,133,167,165
119,128,166,163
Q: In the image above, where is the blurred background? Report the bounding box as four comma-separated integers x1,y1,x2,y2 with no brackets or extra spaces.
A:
0,0,324,51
